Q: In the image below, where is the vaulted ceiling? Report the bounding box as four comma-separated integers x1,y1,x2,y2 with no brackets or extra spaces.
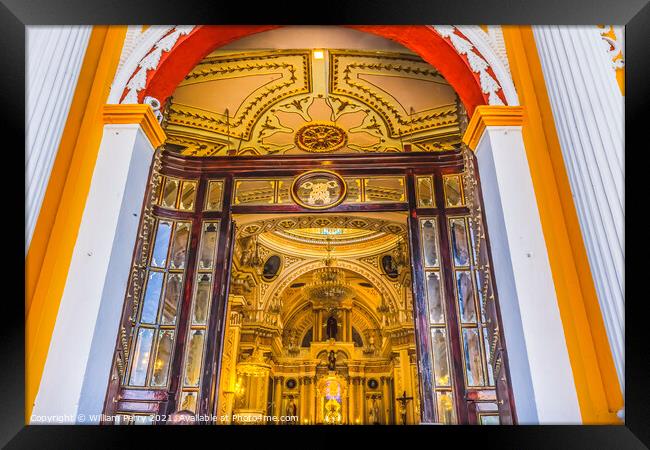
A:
163,47,462,156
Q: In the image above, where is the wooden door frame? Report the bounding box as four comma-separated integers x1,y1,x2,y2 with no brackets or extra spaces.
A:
104,148,517,425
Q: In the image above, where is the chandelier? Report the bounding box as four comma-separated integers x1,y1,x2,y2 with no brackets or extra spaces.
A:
302,238,353,305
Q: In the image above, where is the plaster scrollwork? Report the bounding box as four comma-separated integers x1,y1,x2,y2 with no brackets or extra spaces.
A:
120,26,195,104
598,25,625,70
433,26,507,106
110,25,519,110
143,96,163,123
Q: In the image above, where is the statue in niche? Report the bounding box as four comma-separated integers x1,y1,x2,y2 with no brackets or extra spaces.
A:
287,329,297,348
366,333,377,355
286,396,297,419
327,350,337,371
326,315,338,340
369,397,381,425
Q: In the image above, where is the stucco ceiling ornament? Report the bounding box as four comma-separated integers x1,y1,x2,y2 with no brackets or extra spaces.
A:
598,25,625,70
121,26,195,104
143,96,163,123
432,26,505,105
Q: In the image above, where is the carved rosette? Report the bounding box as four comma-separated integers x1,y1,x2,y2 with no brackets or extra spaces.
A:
294,123,348,153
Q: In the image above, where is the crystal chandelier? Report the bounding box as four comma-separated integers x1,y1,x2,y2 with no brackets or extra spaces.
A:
302,237,353,305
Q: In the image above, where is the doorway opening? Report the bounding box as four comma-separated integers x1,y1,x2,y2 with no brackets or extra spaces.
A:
214,212,418,425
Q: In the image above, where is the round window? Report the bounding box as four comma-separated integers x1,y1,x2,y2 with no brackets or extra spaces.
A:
381,254,399,279
262,255,282,281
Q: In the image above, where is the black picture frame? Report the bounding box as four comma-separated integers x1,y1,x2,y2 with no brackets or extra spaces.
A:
5,0,647,447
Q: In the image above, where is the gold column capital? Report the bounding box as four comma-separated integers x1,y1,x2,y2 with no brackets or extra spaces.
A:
462,105,525,150
102,104,166,149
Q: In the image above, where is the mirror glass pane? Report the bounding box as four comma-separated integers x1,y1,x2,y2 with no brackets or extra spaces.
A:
129,328,154,386
183,330,205,387
150,330,174,386
416,176,434,208
364,177,406,203
344,178,362,202
192,274,212,325
179,181,197,211
426,272,444,324
169,222,191,269
450,218,470,267
198,222,219,270
141,271,163,324
161,178,179,208
436,391,456,424
463,328,485,386
431,328,451,387
444,175,463,207
205,180,224,211
161,273,182,325
277,179,292,204
482,327,495,386
234,179,275,205
420,219,439,268
480,415,500,425
179,392,198,413
151,221,172,268
456,271,477,323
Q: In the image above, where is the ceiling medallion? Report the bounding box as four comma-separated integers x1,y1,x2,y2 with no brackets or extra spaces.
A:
294,122,348,153
291,170,347,210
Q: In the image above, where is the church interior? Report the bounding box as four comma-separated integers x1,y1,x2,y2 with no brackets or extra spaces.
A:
215,213,420,425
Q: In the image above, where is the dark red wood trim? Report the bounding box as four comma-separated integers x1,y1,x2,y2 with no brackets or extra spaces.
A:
468,151,517,424
433,171,471,424
406,172,436,424
102,147,516,426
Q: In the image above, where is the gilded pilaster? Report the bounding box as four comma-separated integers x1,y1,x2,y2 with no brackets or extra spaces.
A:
273,376,284,420
381,376,392,424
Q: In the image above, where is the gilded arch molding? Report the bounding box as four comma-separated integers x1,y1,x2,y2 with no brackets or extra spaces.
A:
260,258,403,316
236,215,407,241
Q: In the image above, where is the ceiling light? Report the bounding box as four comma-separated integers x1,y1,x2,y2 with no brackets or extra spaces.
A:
313,50,324,60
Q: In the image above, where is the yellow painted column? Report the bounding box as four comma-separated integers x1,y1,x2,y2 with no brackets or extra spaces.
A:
468,25,623,423
25,26,127,423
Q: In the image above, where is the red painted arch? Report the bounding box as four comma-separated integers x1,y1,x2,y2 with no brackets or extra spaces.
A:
138,25,494,117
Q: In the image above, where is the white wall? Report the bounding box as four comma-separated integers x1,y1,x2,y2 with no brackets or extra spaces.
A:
31,124,154,424
475,125,582,424
26,26,92,253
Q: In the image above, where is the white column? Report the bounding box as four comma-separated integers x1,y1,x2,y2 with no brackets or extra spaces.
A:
25,26,92,252
474,124,582,424
532,26,624,390
31,122,157,424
